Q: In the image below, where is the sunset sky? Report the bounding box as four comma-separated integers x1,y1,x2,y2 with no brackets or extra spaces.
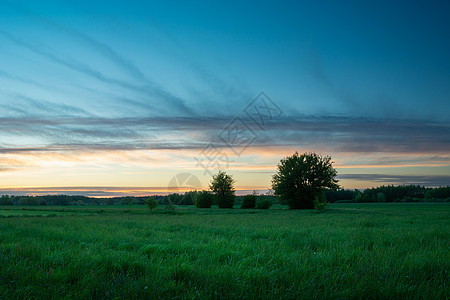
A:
0,0,449,196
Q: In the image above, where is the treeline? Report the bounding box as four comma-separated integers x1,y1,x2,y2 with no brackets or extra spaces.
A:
0,194,166,206
1,185,448,206
325,185,450,203
0,192,278,206
0,195,92,206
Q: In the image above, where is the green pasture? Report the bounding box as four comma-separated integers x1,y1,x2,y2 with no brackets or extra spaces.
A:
0,203,448,298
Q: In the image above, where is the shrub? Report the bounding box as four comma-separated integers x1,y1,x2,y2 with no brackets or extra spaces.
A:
145,196,158,211
195,191,214,208
313,198,328,211
241,194,257,209
256,197,272,209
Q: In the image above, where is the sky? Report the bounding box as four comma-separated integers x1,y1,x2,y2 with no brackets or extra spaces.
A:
0,0,449,197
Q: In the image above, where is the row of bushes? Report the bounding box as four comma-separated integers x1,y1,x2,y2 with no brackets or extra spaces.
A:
194,192,272,209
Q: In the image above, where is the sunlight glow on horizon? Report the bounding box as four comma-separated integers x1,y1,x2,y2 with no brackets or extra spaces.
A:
1,144,448,196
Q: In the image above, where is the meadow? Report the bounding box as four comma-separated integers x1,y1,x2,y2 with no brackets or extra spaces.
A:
0,203,448,299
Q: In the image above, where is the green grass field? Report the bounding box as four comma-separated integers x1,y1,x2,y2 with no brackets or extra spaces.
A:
0,203,448,299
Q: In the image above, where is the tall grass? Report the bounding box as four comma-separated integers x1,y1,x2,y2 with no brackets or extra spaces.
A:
0,203,448,298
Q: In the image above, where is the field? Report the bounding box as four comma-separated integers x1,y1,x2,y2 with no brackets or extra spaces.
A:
0,203,448,299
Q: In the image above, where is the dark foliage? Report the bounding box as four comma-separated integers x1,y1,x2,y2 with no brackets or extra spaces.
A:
145,196,158,211
241,194,257,209
209,171,235,208
272,152,339,209
0,195,13,205
194,191,214,208
256,197,272,209
325,189,354,203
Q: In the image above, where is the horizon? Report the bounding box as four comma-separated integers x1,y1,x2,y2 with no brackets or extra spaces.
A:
1,1,449,197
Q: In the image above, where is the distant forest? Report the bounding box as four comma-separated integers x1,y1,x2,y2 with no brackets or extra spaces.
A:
0,185,449,206
324,185,450,203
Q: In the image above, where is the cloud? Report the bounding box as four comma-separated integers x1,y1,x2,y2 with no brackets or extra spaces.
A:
0,30,195,116
5,0,145,81
308,49,361,111
0,1,254,119
0,114,448,155
338,174,450,187
8,94,90,117
0,69,43,87
266,115,450,153
1,0,254,118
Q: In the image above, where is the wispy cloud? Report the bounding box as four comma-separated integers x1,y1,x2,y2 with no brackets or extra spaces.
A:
0,69,43,87
0,30,194,116
338,174,450,187
1,0,253,118
1,115,448,154
267,115,450,153
5,0,145,81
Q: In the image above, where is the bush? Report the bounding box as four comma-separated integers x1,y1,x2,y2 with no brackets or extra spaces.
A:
241,194,256,209
145,196,158,211
314,198,328,211
195,191,214,208
256,197,272,209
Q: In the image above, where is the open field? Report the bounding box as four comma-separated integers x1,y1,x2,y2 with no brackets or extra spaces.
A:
0,203,448,299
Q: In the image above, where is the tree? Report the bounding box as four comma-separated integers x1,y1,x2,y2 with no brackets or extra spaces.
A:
0,195,13,205
17,197,40,206
181,191,197,205
167,193,182,206
271,152,339,209
209,171,235,208
145,196,158,211
120,196,136,205
376,192,386,202
194,191,214,208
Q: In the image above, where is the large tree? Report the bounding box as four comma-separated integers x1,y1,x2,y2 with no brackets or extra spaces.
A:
271,152,339,209
209,171,235,208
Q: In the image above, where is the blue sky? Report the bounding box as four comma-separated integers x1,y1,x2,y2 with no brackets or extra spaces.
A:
0,0,449,196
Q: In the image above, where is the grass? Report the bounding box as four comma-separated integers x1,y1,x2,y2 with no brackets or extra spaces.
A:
0,203,448,299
